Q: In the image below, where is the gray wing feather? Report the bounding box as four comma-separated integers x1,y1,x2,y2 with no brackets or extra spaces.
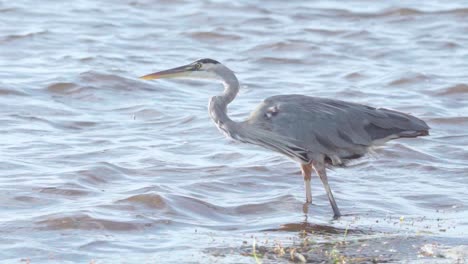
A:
227,121,310,163
245,95,429,164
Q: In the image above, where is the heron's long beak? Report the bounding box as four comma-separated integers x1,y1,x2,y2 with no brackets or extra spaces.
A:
139,64,195,80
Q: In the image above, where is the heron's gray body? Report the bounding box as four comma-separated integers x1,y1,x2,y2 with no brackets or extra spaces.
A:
243,95,429,165
141,58,430,218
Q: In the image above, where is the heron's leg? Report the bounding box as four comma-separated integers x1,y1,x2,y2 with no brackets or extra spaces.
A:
312,161,341,218
300,164,313,204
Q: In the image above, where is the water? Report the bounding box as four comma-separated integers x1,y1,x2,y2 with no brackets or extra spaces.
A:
1,0,467,263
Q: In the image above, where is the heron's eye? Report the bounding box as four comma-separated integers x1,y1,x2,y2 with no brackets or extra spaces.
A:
194,63,202,70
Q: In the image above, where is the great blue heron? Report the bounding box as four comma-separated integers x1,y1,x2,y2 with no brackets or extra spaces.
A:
140,58,429,218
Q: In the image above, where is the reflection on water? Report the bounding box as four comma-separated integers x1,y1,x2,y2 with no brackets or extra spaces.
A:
265,221,362,235
1,0,467,263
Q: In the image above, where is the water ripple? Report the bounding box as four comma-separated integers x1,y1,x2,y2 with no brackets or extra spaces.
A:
1,0,467,262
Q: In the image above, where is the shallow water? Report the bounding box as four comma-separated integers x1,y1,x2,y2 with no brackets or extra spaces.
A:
1,0,467,263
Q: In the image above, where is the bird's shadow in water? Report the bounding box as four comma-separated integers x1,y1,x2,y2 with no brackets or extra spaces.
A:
262,203,362,235
302,202,357,221
301,202,336,222
263,222,346,235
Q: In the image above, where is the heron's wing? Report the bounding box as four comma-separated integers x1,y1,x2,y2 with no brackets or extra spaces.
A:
229,123,311,164
245,95,429,164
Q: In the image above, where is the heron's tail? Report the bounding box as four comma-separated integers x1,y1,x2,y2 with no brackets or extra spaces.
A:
367,108,430,144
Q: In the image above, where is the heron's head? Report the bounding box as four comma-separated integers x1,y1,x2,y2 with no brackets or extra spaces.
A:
139,58,226,81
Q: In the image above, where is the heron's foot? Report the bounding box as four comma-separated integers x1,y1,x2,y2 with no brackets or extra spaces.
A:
331,205,341,220
332,212,342,220
302,201,311,215
302,202,308,215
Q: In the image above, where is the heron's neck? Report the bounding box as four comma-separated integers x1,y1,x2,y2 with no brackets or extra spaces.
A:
208,69,239,128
